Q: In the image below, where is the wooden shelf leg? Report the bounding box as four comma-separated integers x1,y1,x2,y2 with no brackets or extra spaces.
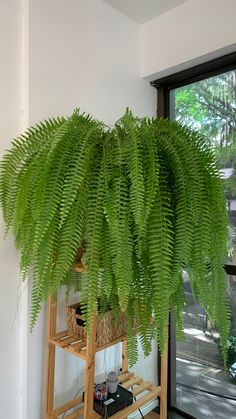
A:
84,317,97,419
160,333,168,419
45,296,57,418
122,339,128,372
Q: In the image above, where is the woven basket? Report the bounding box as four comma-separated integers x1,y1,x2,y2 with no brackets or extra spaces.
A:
67,302,126,347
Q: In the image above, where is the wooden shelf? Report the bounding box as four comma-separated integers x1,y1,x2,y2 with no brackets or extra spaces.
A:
45,296,168,419
113,372,161,419
49,330,126,360
49,331,86,360
46,371,160,419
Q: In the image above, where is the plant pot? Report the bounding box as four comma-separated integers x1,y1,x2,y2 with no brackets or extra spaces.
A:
107,371,119,393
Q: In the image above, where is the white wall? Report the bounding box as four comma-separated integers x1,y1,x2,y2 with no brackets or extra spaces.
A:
27,1,156,418
0,1,27,418
29,0,155,125
141,0,236,80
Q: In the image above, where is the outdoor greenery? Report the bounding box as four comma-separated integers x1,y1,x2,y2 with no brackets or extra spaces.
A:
175,70,236,350
0,109,230,365
227,336,236,367
175,70,236,201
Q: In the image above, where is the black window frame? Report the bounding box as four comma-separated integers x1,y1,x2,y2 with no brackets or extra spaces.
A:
151,51,236,419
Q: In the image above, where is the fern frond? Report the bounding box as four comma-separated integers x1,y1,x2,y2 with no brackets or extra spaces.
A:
147,163,174,350
51,184,88,295
0,117,65,231
119,110,145,233
60,117,104,225
0,110,230,365
140,118,159,226
83,153,105,334
104,130,133,310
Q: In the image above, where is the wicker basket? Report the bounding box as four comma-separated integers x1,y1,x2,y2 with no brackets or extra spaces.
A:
67,302,126,347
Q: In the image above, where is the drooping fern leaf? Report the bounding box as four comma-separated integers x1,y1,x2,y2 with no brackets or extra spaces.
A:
104,126,133,309
147,161,174,349
60,115,104,226
0,117,65,232
82,148,105,334
120,110,145,234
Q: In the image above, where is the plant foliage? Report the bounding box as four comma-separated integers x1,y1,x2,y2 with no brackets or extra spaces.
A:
0,109,230,365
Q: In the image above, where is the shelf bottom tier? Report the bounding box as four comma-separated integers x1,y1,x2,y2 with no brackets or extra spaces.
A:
46,372,160,419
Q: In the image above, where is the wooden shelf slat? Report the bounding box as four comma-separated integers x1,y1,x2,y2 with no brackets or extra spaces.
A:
133,380,153,396
49,330,126,362
121,376,143,389
51,402,102,419
49,331,87,360
69,340,86,351
111,386,161,419
118,371,134,383
51,330,69,340
59,337,80,347
50,340,86,360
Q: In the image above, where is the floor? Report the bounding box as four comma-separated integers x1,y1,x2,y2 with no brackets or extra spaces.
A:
145,413,160,418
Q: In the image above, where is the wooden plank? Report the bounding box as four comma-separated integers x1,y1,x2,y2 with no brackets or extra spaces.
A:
50,338,86,360
45,296,57,417
160,332,168,419
122,339,128,372
121,376,143,389
132,381,154,397
111,387,161,419
64,406,84,418
69,339,84,347
62,346,86,360
51,330,69,340
118,372,134,384
69,346,86,359
58,337,79,347
52,396,83,416
69,340,86,351
84,317,97,419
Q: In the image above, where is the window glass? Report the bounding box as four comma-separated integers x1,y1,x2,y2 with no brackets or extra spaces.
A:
171,70,236,419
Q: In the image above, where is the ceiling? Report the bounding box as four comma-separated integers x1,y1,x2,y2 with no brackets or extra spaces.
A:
102,0,188,24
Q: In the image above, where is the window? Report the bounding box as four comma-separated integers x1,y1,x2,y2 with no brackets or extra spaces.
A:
152,53,236,419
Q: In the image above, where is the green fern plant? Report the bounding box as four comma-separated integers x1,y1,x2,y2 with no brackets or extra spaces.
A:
0,109,230,365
